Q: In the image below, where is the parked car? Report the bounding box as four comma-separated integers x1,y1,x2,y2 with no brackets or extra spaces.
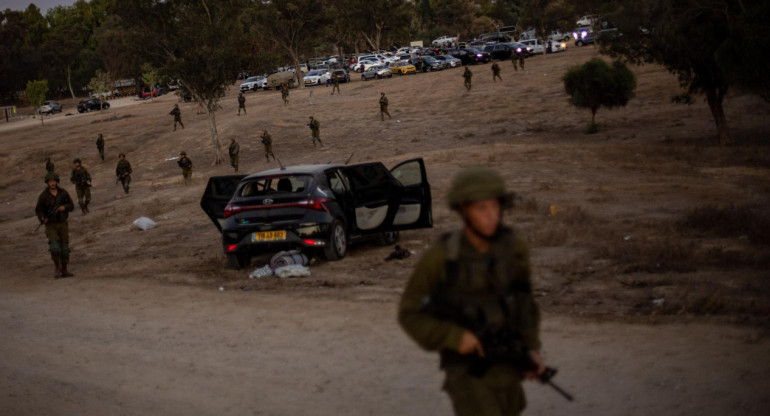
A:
462,48,491,64
331,69,350,83
482,44,516,61
140,87,159,99
519,39,546,54
303,69,331,86
38,100,62,115
389,61,417,75
433,55,461,68
240,76,266,92
432,35,458,47
420,56,445,72
509,42,534,57
361,65,392,80
572,27,594,46
266,71,297,89
576,15,599,27
444,49,475,66
200,159,433,268
77,99,110,113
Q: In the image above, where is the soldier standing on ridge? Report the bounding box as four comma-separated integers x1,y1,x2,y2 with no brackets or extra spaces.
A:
331,74,341,95
96,133,105,161
308,116,322,147
519,52,525,71
238,92,246,115
45,157,54,173
177,151,192,184
380,92,392,121
281,83,289,105
463,67,473,91
261,130,275,163
229,137,240,172
70,158,92,215
116,153,132,194
35,172,75,278
492,62,502,82
170,104,184,131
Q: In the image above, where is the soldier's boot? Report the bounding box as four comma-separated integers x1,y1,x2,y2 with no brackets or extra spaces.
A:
79,203,87,215
60,263,73,278
84,199,91,214
53,259,62,279
318,139,323,147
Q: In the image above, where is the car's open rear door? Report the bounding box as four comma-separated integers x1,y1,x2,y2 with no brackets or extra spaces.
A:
388,158,433,231
343,162,401,234
200,175,246,232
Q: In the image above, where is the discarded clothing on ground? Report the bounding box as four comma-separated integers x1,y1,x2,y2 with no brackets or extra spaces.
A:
385,245,411,261
270,250,308,269
132,216,157,231
275,265,311,278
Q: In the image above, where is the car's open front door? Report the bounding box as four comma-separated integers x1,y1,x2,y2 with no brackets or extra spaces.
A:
200,175,246,232
388,158,433,231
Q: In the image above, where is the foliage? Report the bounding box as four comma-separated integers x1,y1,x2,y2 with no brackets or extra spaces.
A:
140,63,159,101
563,58,636,132
25,79,48,126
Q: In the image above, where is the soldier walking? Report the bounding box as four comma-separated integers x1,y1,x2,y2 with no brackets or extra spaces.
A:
281,83,289,105
511,52,520,71
35,172,75,278
96,133,105,161
70,158,92,214
518,52,525,71
170,104,184,131
331,74,341,95
261,130,275,163
45,157,55,173
116,153,132,194
308,116,323,147
491,62,502,82
399,167,545,416
379,92,392,121
237,92,246,115
177,151,193,184
463,67,473,91
229,137,240,172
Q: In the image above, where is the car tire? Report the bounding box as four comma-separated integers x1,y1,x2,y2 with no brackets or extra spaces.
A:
103,104,110,109
376,230,399,246
324,219,348,261
227,253,251,269
576,40,583,46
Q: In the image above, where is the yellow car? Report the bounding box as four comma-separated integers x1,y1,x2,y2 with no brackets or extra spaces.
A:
389,61,417,75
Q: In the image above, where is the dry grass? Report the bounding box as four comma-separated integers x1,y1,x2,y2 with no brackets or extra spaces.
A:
678,204,770,245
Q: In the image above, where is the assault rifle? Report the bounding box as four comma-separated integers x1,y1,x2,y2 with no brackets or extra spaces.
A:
421,296,574,402
35,203,60,231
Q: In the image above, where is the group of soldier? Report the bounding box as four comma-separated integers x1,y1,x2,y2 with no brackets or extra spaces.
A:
462,52,527,90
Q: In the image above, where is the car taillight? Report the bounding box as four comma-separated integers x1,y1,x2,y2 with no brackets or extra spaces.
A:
297,197,329,212
224,203,242,218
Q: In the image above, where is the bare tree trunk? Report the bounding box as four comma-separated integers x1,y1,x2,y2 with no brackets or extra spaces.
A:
290,50,303,87
705,86,733,145
199,96,225,165
66,66,76,99
40,111,45,126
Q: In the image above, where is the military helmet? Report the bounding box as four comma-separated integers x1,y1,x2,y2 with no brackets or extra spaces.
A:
119,152,126,157
73,158,81,164
44,172,60,183
447,167,513,210
180,151,186,156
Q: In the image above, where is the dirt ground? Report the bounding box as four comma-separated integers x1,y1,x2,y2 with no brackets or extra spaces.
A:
1,46,769,415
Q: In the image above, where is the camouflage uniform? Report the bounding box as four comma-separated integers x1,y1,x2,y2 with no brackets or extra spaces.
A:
281,84,289,104
308,117,322,146
511,53,519,71
463,67,473,91
177,152,192,183
70,160,92,214
261,131,275,162
519,53,525,70
170,105,184,130
380,93,391,121
331,75,341,95
35,173,75,278
96,134,105,161
238,93,246,115
492,62,502,82
116,154,132,194
229,139,240,172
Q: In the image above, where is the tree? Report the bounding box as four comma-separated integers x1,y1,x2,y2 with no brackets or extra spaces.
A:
520,0,574,46
87,70,111,109
26,80,49,126
563,58,636,133
600,0,770,145
141,63,159,102
350,0,414,53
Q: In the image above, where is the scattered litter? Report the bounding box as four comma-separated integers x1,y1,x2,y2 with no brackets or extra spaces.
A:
249,265,274,279
385,245,411,261
396,120,401,123
270,250,308,269
548,205,561,216
623,235,632,241
652,298,665,307
218,286,224,291
132,216,157,230
275,265,311,278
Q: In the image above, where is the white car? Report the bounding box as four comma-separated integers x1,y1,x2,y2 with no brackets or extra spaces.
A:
432,35,457,46
38,100,62,115
576,15,599,27
303,69,331,86
519,39,546,54
240,76,265,92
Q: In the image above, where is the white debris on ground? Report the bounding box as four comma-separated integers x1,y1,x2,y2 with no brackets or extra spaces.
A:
274,265,311,278
132,216,157,230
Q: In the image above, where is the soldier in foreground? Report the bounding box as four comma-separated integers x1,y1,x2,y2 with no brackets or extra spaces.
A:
492,62,502,82
398,167,545,416
177,151,193,184
237,92,246,115
281,83,289,105
96,133,105,161
308,116,322,147
331,74,341,95
463,67,473,91
229,137,240,172
261,130,275,163
45,157,54,173
379,92,392,121
170,104,184,131
116,153,132,194
35,172,75,278
70,158,92,214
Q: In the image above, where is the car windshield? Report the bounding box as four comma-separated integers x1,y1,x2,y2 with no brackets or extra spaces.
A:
239,174,313,197
306,70,320,76
245,77,259,82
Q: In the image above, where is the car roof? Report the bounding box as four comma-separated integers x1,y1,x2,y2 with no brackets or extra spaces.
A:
243,164,343,179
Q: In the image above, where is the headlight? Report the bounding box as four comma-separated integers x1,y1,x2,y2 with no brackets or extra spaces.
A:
516,48,522,53
581,31,587,39
561,42,567,48
476,54,482,58
572,32,578,40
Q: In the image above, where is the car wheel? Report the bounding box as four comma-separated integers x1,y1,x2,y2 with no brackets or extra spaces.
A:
104,104,110,109
324,219,348,261
577,40,583,46
227,253,251,270
376,230,400,246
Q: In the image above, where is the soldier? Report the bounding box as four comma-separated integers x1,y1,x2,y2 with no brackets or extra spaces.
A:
237,92,246,115
169,104,184,131
519,52,525,71
115,153,132,194
35,172,75,278
492,62,502,82
261,130,275,163
96,133,105,161
281,83,289,105
308,116,322,147
229,137,240,172
177,151,193,184
463,67,473,91
398,167,545,416
45,157,55,173
379,92,392,121
70,158,92,214
331,73,341,95
511,52,519,71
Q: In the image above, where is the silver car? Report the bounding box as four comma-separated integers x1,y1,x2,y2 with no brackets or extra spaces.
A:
361,65,392,81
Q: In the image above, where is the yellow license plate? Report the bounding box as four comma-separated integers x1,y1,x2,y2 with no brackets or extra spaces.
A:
252,231,286,242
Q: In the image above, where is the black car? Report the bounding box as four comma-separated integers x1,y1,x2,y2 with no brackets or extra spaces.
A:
482,44,515,61
444,49,475,66
200,159,433,269
420,56,445,72
463,48,492,64
77,99,110,113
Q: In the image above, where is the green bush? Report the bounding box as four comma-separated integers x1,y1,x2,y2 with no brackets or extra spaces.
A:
563,58,636,132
